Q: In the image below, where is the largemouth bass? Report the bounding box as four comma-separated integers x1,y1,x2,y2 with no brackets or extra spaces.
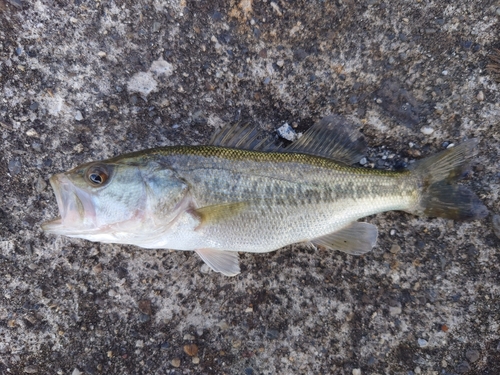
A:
42,116,487,276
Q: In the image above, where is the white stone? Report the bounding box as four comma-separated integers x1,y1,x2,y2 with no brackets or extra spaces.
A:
420,126,434,135
277,123,297,141
127,71,158,96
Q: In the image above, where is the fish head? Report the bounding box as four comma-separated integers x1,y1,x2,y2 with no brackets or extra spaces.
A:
42,157,189,242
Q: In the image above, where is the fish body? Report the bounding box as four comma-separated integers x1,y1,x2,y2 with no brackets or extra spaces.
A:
42,116,487,276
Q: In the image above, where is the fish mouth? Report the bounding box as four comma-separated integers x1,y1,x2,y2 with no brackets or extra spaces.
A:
41,174,96,235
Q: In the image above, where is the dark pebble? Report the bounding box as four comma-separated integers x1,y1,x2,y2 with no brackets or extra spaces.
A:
115,266,128,279
492,215,500,239
244,368,254,375
15,47,23,55
211,11,223,21
366,356,377,366
399,33,407,42
338,74,346,80
138,313,150,323
415,240,425,249
465,349,480,363
435,18,445,26
29,102,39,111
8,158,22,175
138,299,152,315
461,40,472,49
293,48,308,61
387,33,395,40
253,28,261,38
160,342,170,350
349,95,358,104
456,361,471,373
266,329,279,339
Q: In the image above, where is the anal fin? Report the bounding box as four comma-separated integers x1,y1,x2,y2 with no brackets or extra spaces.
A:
195,248,241,276
312,222,378,255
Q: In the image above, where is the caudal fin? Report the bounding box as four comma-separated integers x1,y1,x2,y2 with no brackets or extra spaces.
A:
409,139,488,220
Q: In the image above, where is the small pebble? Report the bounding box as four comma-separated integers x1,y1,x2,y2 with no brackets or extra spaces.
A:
276,59,284,67
26,128,39,137
29,102,39,111
75,111,83,121
414,367,421,374
71,369,82,375
417,338,428,348
8,158,22,175
183,334,195,340
390,244,401,254
442,70,448,76
183,344,198,356
138,314,150,323
97,51,107,58
389,305,402,315
465,349,480,363
420,126,434,135
352,369,361,375
390,229,397,236
192,357,200,364
493,215,500,239
171,358,181,368
35,176,47,193
477,91,484,101
277,123,298,141
160,342,170,350
23,366,38,374
456,361,471,373
359,157,367,165
138,299,152,315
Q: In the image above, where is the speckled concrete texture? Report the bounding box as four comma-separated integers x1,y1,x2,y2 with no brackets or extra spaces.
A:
1,1,500,374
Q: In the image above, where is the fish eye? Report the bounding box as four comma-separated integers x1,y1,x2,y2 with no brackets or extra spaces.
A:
85,165,110,186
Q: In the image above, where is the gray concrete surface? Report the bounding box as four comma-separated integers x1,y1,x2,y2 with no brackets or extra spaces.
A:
1,0,499,374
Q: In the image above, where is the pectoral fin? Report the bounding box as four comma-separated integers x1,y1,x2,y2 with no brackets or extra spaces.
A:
312,222,378,255
195,202,249,227
195,248,241,276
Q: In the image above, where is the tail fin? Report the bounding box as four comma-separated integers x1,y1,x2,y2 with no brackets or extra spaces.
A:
409,139,488,220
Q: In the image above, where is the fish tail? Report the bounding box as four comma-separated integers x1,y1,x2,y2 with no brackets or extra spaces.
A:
409,139,488,220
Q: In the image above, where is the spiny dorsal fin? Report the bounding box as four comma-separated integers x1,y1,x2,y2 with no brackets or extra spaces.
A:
311,222,378,255
285,115,366,165
209,122,281,151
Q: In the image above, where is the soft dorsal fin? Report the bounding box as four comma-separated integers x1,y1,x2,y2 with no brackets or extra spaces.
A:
209,122,281,151
285,115,366,165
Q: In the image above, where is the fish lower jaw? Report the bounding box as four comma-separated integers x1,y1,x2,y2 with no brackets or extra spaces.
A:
41,216,63,233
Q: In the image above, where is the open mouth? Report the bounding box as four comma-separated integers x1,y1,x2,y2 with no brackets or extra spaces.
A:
41,174,94,235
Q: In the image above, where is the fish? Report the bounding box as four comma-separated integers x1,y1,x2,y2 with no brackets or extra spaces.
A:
41,115,488,276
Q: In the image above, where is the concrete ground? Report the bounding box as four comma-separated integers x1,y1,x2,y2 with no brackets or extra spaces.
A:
1,0,499,374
